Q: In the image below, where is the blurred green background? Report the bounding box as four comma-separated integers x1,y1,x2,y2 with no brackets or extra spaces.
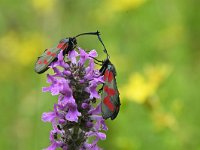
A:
0,0,200,149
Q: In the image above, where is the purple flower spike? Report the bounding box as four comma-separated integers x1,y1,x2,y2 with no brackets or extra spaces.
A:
41,48,107,150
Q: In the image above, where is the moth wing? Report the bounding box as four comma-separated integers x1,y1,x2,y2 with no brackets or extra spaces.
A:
101,63,121,120
101,87,120,120
34,47,61,74
57,38,69,50
110,74,121,120
101,88,114,119
109,89,120,120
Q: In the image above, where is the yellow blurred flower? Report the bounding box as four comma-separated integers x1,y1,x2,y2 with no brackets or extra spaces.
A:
0,31,48,79
32,0,55,13
96,0,146,22
108,0,146,12
0,31,46,66
121,65,171,104
151,111,177,131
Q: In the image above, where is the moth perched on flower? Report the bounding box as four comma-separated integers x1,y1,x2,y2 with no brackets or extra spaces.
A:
35,31,100,74
41,48,108,150
92,36,121,120
37,32,121,150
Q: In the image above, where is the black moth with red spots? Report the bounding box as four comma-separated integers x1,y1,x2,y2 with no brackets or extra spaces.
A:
35,31,121,120
99,58,121,120
94,34,121,120
35,31,100,74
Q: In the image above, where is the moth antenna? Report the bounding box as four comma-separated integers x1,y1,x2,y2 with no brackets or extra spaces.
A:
75,31,100,38
96,33,110,59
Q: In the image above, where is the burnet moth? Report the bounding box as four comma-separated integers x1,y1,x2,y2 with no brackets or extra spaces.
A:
94,35,121,120
35,31,100,74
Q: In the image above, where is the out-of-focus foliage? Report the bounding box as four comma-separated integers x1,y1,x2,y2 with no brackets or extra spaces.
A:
0,0,199,149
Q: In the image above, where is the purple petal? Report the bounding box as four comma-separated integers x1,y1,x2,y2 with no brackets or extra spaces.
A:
58,119,66,124
86,131,106,140
47,74,55,83
44,142,59,150
57,50,64,61
89,103,101,115
84,132,104,150
44,130,63,150
94,76,104,84
85,59,95,80
51,86,60,95
89,50,98,58
83,142,101,150
62,146,68,150
100,120,108,131
52,67,62,75
59,93,76,107
63,70,71,76
42,87,51,92
81,103,90,109
65,105,81,122
96,132,106,140
86,81,100,99
68,50,78,64
78,47,89,65
42,112,56,122
94,118,108,131
86,121,93,128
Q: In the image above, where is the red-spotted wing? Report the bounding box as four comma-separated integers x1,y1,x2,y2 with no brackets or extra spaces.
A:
34,38,70,74
101,60,120,120
35,31,100,74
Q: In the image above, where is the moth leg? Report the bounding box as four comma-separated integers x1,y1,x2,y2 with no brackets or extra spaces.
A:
92,98,96,103
98,84,104,94
94,61,102,65
52,57,58,62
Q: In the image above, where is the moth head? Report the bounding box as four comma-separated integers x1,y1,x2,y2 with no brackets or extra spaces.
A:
69,37,77,49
